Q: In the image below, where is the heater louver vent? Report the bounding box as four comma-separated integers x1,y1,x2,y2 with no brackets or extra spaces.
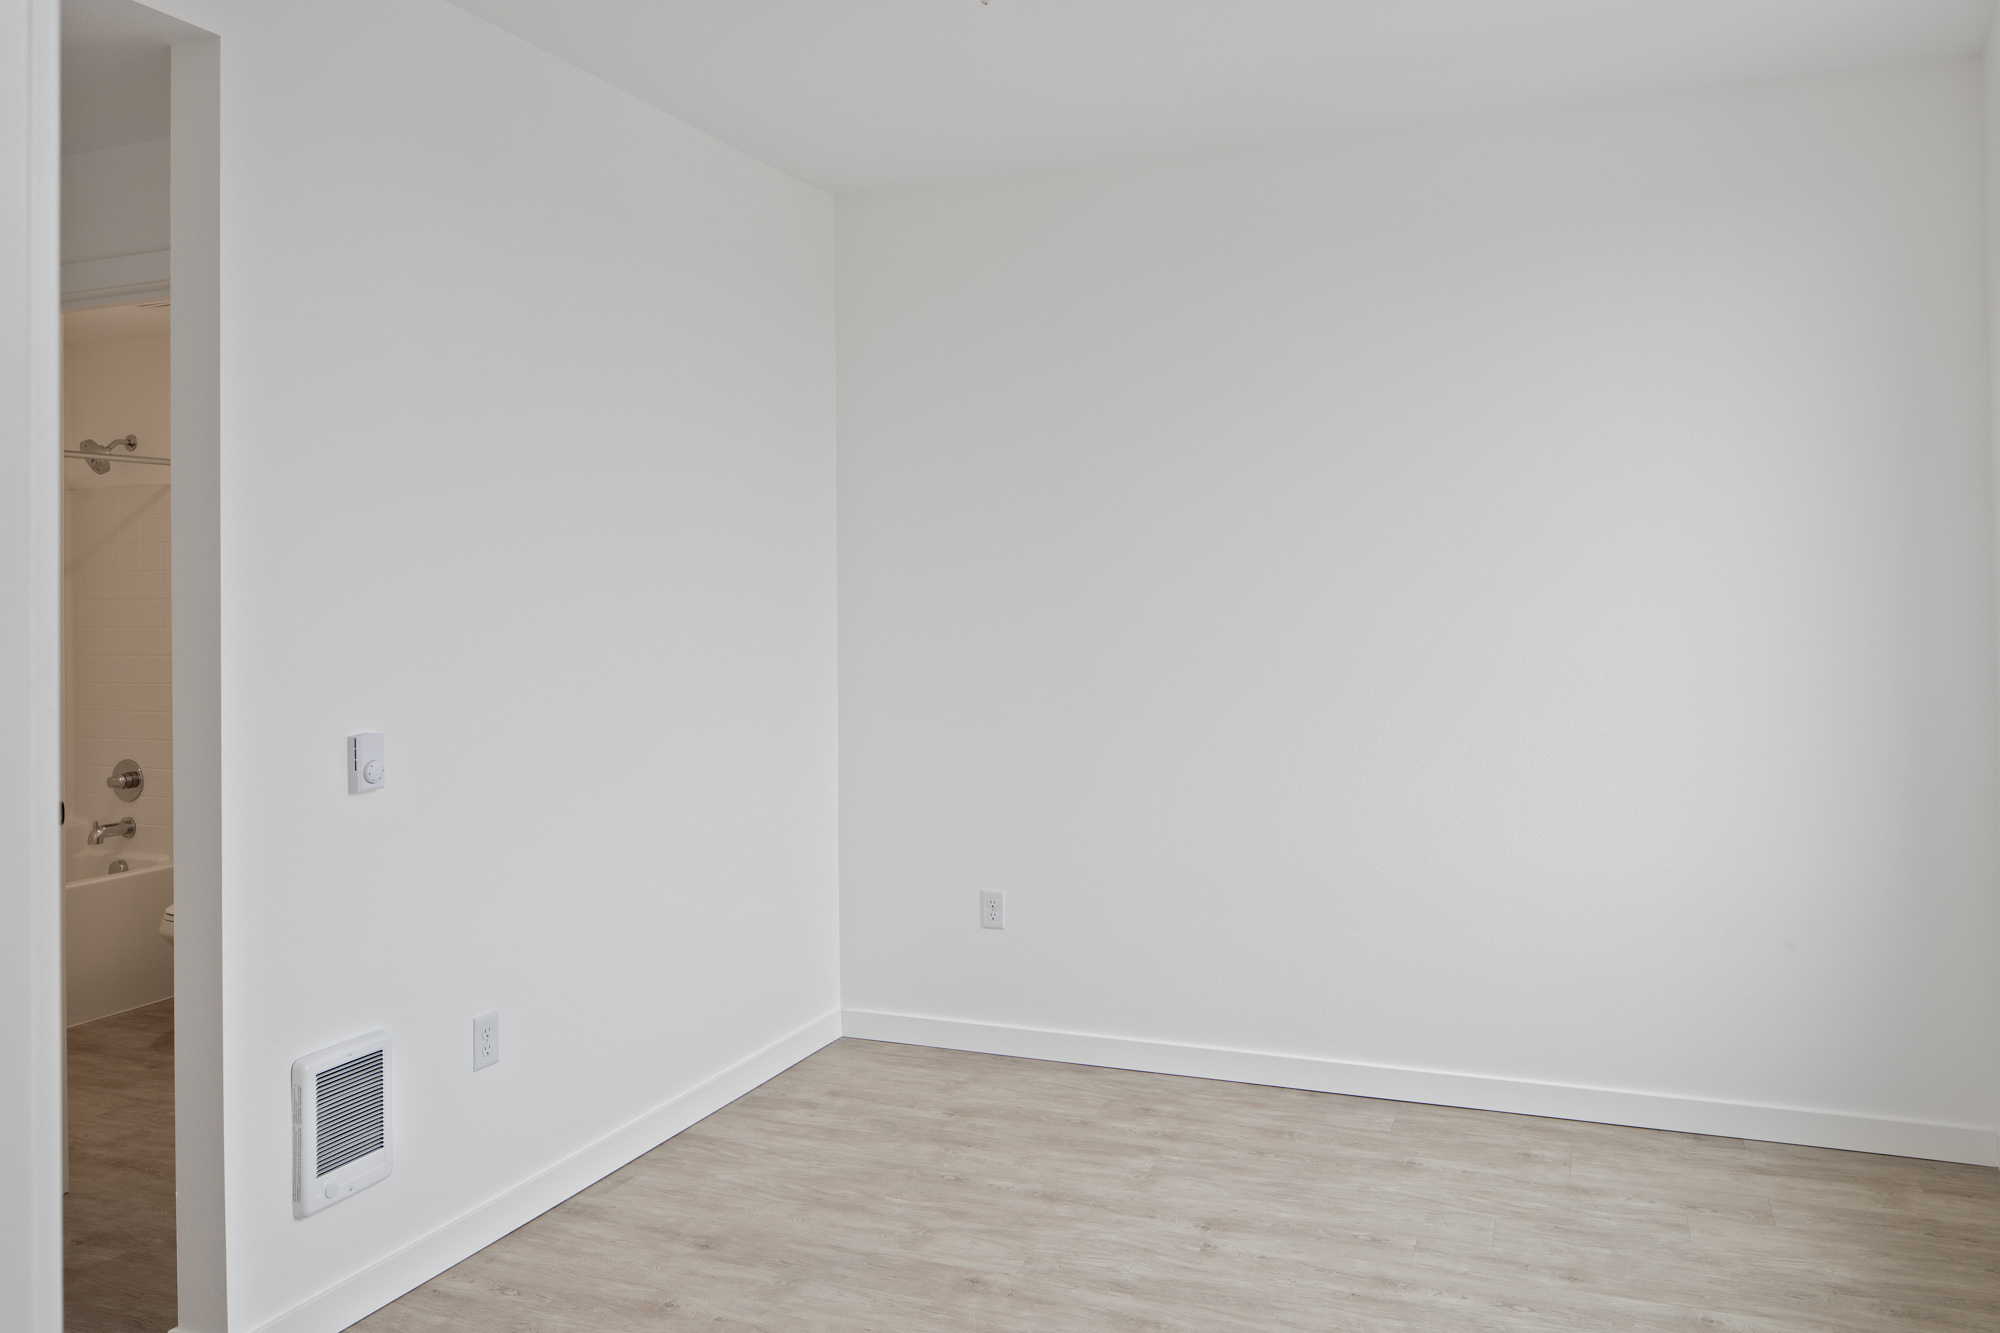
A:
314,1050,384,1176
292,1031,393,1217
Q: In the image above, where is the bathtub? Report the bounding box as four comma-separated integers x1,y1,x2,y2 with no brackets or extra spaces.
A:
65,849,174,1026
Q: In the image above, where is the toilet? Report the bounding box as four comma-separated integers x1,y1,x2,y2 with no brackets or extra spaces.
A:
159,903,174,943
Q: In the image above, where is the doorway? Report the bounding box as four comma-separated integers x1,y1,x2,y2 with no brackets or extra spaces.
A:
60,296,176,1332
57,1,218,1329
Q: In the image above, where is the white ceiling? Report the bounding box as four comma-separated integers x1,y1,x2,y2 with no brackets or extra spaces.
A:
447,0,1997,193
62,0,208,157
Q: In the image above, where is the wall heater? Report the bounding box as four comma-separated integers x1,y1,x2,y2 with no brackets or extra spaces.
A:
292,1031,393,1217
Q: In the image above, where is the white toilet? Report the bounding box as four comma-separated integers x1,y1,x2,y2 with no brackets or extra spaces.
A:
159,903,174,942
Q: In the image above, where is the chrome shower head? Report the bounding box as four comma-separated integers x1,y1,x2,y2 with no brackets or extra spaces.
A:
75,436,137,474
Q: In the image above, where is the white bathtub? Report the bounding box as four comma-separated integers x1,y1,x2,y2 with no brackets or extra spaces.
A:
65,850,174,1026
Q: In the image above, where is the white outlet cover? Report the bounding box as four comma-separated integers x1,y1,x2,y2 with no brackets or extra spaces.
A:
980,890,1005,929
473,1011,499,1071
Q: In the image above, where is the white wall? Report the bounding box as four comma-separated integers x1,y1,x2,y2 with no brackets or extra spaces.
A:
838,60,2000,1148
61,137,169,306
62,137,167,262
137,2,839,1329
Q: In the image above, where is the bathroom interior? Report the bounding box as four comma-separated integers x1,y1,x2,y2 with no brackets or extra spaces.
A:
63,299,175,1017
61,296,177,1333
60,1,182,1327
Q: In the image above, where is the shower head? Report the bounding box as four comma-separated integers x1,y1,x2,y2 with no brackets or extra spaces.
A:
75,436,137,474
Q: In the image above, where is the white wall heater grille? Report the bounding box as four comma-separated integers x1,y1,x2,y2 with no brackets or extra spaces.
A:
293,1031,393,1217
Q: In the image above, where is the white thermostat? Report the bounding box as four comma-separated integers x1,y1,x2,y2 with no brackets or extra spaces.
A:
348,732,385,794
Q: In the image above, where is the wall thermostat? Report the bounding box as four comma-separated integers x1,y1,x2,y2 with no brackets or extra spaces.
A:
348,732,385,794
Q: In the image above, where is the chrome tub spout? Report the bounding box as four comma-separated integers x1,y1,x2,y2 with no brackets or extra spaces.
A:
87,817,135,845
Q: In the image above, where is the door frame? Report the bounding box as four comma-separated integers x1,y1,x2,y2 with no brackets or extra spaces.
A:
2,6,227,1330
0,2,67,1329
169,30,226,1333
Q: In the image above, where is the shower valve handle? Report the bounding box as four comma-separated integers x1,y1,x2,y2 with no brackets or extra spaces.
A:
105,759,143,801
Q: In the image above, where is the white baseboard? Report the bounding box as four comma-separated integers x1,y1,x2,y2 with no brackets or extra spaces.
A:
247,1009,844,1333
842,1010,1999,1168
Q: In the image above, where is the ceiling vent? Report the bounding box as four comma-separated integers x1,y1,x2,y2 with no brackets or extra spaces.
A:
292,1031,392,1218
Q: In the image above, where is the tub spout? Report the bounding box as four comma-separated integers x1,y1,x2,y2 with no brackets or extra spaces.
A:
88,817,135,845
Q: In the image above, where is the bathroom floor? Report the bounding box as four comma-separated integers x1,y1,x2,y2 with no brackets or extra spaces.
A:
65,998,175,1333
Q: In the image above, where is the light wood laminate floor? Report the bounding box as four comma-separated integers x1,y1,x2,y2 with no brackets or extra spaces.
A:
357,1037,2000,1332
65,998,176,1333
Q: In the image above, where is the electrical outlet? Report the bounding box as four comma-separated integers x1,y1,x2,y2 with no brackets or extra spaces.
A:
473,1011,499,1071
980,890,1005,930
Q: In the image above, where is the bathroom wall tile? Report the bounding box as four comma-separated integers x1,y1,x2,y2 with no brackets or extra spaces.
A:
129,683,172,712
74,628,117,657
74,685,115,713
91,682,137,711
79,598,168,628
73,573,115,602
129,627,172,656
64,471,172,856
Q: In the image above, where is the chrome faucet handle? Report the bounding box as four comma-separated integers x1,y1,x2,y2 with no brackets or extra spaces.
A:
106,759,143,801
